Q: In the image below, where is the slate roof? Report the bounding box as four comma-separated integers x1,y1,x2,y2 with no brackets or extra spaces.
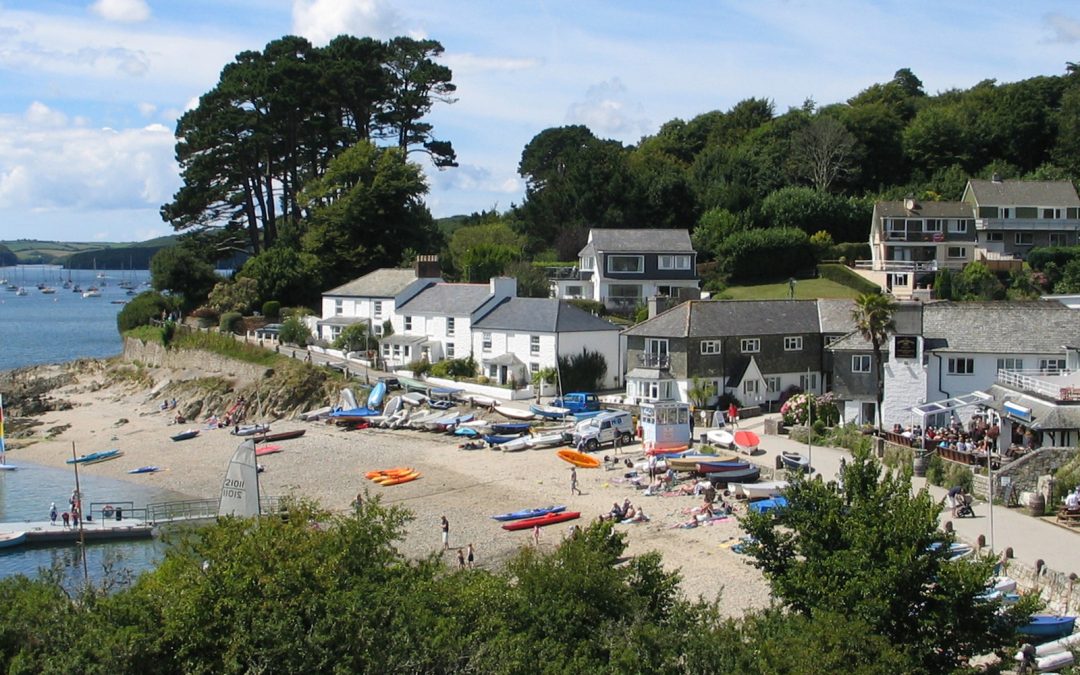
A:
874,201,973,218
922,302,1080,354
621,299,822,338
983,385,1080,430
825,330,872,351
473,298,620,333
579,228,693,256
396,283,493,314
966,179,1080,207
817,299,857,334
325,268,418,298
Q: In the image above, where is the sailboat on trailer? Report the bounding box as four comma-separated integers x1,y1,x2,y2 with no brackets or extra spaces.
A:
0,394,16,470
218,439,260,516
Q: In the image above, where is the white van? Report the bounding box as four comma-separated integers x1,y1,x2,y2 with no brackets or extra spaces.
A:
571,411,634,451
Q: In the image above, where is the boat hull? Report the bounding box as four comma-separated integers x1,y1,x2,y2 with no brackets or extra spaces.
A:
501,511,581,531
492,506,567,522
556,449,600,468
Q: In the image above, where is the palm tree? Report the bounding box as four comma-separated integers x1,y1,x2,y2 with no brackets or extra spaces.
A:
851,292,896,430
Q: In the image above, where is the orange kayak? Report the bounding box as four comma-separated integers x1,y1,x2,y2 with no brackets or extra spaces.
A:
366,467,412,480
556,449,600,469
379,471,420,486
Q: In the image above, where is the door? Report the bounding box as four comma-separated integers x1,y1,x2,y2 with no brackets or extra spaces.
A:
860,402,877,426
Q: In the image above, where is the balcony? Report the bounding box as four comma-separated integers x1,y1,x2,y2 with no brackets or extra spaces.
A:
885,231,946,243
853,259,964,273
975,217,1079,231
638,353,670,369
996,368,1080,401
544,266,589,280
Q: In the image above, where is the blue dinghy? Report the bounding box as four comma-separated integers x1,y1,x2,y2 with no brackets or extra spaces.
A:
491,505,567,522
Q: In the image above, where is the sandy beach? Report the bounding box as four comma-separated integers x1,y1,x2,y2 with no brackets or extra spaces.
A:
5,360,775,615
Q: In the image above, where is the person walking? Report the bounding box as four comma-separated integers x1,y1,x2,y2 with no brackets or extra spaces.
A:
570,466,581,496
728,402,739,428
532,524,541,547
457,549,466,569
441,515,450,551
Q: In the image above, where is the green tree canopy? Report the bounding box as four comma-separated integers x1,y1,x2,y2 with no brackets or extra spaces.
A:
238,246,321,309
149,246,219,311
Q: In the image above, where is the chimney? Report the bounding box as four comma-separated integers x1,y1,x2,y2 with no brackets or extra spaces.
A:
414,254,441,280
489,276,517,299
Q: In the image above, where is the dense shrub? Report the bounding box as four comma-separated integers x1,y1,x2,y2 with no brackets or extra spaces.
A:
817,263,881,294
219,311,243,334
1027,245,1080,271
558,348,608,392
430,357,476,379
262,300,282,320
408,359,432,376
207,277,258,314
827,241,872,262
116,291,174,333
278,316,311,346
567,299,606,316
718,228,814,282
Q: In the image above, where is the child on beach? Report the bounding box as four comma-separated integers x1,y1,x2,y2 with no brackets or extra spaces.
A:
441,516,449,551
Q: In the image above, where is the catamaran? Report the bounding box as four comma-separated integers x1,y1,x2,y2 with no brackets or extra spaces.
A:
0,394,16,471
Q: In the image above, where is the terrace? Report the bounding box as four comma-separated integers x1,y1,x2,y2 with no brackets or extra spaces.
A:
996,368,1080,402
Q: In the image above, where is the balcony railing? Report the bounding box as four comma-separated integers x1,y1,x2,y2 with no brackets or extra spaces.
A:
638,353,670,368
975,217,1078,231
853,259,965,273
997,368,1080,401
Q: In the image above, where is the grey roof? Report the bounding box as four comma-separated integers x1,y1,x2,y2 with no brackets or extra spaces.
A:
965,179,1080,207
473,298,619,333
381,334,427,346
325,268,418,298
317,316,367,327
625,367,675,380
826,330,872,351
579,228,693,256
396,283,493,314
983,384,1080,430
874,201,973,218
485,352,525,367
622,299,822,338
817,299,857,334
922,302,1080,354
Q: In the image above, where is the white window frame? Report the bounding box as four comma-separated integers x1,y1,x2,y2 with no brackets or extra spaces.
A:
581,256,595,271
784,336,803,351
946,246,967,259
743,379,758,395
740,338,760,353
887,219,905,239
947,358,974,375
446,317,455,336
446,343,455,359
948,219,969,234
608,284,642,300
658,254,691,270
530,335,540,355
700,340,721,355
403,316,412,331
800,373,818,391
646,338,669,355
996,358,1023,371
373,300,383,319
985,231,1004,242
765,376,781,393
1015,232,1034,246
606,255,644,273
1049,233,1070,247
852,355,871,373
566,285,583,297
482,333,492,352
1040,358,1066,373
334,299,343,316
530,362,539,374
1043,208,1063,219
924,219,942,233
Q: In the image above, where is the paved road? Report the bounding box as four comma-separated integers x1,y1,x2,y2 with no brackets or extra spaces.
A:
717,413,1080,578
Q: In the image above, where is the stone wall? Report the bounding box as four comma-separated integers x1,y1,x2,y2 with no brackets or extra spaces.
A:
122,338,272,386
982,446,1078,500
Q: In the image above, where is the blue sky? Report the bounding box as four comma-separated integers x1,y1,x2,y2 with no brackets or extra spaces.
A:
1,0,1079,243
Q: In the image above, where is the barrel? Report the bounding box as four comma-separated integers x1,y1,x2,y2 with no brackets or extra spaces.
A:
1028,493,1046,517
913,453,929,477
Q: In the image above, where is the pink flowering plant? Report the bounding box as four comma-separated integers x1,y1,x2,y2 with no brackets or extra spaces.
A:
780,392,839,427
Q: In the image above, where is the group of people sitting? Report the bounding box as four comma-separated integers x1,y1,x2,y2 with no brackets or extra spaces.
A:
602,498,649,523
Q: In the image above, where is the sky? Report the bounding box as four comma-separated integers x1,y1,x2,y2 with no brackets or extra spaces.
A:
1,0,1080,243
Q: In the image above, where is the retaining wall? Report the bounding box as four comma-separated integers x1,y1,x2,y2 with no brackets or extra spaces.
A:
122,338,272,385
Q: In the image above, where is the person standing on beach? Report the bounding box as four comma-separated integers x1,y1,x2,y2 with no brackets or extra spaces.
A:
441,515,449,551
61,511,70,528
728,402,739,428
467,543,475,568
49,503,57,525
570,466,581,496
614,431,622,454
457,549,466,569
532,524,541,547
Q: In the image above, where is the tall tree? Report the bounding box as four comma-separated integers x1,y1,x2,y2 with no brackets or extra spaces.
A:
790,115,858,192
380,37,458,168
851,292,896,430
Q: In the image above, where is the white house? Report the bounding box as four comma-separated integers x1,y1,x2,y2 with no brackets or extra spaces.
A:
470,297,622,388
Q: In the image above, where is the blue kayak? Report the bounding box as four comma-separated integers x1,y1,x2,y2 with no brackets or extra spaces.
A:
128,466,160,474
66,449,120,464
491,505,567,522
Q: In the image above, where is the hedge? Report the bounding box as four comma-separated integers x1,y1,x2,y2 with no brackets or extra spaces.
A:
719,228,814,282
1026,246,1080,271
817,263,880,294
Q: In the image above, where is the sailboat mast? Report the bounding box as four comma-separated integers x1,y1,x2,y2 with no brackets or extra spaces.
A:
70,441,89,586
0,393,6,463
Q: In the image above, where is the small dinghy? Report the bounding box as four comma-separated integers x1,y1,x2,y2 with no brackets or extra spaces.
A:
171,429,200,442
231,424,270,437
128,466,160,474
779,451,810,472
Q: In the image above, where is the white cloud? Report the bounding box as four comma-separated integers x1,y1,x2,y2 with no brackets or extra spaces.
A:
89,0,151,24
292,0,414,45
1044,13,1080,44
566,78,650,140
25,101,68,127
137,101,157,117
444,53,541,74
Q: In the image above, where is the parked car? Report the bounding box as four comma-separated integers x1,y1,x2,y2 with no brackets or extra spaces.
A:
551,392,600,415
571,410,634,451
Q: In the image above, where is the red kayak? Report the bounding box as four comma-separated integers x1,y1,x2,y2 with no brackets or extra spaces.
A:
501,510,581,531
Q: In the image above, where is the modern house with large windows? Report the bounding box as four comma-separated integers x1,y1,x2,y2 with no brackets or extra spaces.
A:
863,178,1080,299
549,228,699,312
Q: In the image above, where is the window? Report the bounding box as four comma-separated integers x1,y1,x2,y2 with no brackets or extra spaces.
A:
1050,233,1070,247
446,317,455,336
488,364,498,378
374,323,384,336
1040,358,1066,373
607,255,644,273
393,344,401,358
824,335,841,346
381,343,390,356
530,335,540,355
402,346,411,359
403,316,412,331
658,254,692,270
530,362,539,374
948,219,970,233
985,232,1004,242
766,376,781,393
482,333,492,351
1043,208,1063,219
700,340,721,355
566,285,583,297
1015,232,1034,246
1001,208,1012,219
947,358,974,375
887,219,905,239
947,247,967,259
997,358,1023,371
924,219,942,232
581,256,594,271
446,343,455,358
852,355,871,373
373,300,382,318
800,373,818,391
330,326,342,340
784,336,803,351
741,338,760,353
334,299,343,316
743,380,758,395
608,284,642,299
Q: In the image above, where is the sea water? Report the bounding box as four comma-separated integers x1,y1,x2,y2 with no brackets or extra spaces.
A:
0,265,194,587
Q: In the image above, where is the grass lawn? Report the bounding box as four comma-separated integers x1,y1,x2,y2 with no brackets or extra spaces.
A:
719,277,862,300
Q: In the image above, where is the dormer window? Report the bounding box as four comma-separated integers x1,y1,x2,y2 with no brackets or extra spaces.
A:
658,254,692,270
607,255,644,273
581,256,595,271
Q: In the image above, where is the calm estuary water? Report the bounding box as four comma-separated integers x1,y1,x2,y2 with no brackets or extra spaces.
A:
0,265,195,588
